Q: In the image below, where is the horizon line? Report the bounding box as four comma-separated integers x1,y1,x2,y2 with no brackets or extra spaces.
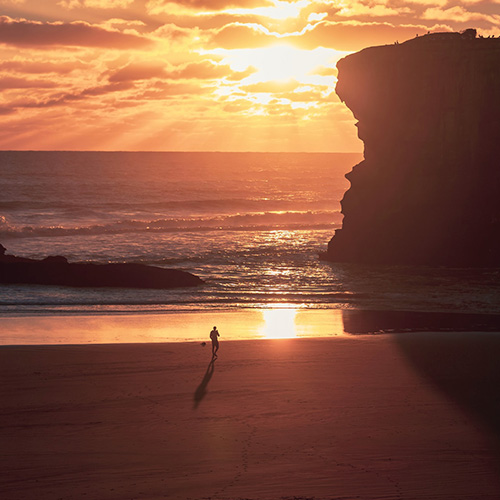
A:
0,149,363,154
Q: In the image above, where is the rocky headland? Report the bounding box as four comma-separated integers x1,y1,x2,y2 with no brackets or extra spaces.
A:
322,30,500,266
0,244,204,289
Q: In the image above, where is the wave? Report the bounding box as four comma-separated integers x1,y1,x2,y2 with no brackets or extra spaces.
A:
0,211,342,239
0,291,361,307
0,197,340,213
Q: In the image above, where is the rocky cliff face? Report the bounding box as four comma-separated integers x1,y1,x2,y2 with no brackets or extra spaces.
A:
323,30,500,266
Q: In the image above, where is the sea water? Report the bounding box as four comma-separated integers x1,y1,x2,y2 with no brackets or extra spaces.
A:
1,151,500,317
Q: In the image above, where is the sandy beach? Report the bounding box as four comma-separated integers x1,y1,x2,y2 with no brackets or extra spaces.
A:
2,330,500,500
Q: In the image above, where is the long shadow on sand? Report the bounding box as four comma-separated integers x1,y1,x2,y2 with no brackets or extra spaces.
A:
396,331,500,452
342,310,500,456
193,356,216,409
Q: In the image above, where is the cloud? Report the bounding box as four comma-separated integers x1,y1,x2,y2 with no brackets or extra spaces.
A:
308,12,327,22
98,18,149,34
6,81,134,111
423,6,500,24
7,0,496,152
146,0,270,16
400,0,448,5
241,79,301,92
0,76,58,89
135,81,212,99
170,60,256,79
225,66,257,80
0,60,88,74
108,62,168,82
311,64,337,76
335,2,410,18
459,0,500,4
0,106,17,116
211,22,280,48
106,59,254,84
0,16,154,48
209,19,430,52
297,21,428,50
59,0,135,8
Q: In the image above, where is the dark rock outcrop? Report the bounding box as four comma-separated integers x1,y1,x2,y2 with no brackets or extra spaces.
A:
0,247,204,289
322,30,500,266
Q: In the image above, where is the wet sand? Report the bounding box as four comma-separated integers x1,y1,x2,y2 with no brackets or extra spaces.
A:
1,332,500,499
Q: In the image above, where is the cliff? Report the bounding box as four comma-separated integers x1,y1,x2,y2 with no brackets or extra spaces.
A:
0,245,204,289
322,30,500,266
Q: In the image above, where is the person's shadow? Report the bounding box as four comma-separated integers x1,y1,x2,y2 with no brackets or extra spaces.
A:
193,356,216,409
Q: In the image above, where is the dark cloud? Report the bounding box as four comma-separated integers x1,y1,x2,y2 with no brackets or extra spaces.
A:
0,76,58,90
0,16,153,49
7,82,133,110
0,105,17,115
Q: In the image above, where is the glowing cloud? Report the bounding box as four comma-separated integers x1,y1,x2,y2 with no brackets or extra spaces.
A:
0,0,498,151
224,0,312,20
59,0,135,9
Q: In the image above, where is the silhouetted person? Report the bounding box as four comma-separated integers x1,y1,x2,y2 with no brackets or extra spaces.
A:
210,326,220,357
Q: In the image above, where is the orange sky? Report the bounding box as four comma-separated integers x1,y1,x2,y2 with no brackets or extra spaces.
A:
1,0,499,152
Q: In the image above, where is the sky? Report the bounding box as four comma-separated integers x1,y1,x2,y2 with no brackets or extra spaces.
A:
0,1,499,152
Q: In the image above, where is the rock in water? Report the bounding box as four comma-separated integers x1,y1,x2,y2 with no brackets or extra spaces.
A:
322,30,500,266
0,248,204,289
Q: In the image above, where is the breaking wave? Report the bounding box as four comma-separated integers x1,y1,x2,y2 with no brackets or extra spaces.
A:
0,211,342,238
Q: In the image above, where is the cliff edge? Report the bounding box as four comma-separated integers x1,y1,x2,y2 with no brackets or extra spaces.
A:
322,30,500,266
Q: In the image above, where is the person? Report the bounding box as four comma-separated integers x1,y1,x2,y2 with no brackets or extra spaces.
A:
210,326,220,357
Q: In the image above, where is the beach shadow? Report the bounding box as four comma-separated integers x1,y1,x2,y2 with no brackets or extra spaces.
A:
396,331,500,453
342,309,500,335
193,356,216,409
342,309,500,463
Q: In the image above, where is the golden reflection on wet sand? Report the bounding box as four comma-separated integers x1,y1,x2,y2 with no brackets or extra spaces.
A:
0,309,347,345
258,307,298,339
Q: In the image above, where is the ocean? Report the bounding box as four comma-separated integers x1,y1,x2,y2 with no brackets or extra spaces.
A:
1,151,500,319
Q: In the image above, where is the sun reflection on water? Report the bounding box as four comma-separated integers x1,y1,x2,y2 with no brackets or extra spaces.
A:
258,306,298,339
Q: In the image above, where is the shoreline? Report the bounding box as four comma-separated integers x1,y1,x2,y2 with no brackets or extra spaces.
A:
1,307,500,346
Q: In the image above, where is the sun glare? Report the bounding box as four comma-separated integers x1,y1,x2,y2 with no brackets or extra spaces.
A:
259,308,298,339
207,45,348,84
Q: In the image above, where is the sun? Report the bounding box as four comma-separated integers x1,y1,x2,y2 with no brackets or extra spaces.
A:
258,308,298,339
207,44,347,85
243,44,314,82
